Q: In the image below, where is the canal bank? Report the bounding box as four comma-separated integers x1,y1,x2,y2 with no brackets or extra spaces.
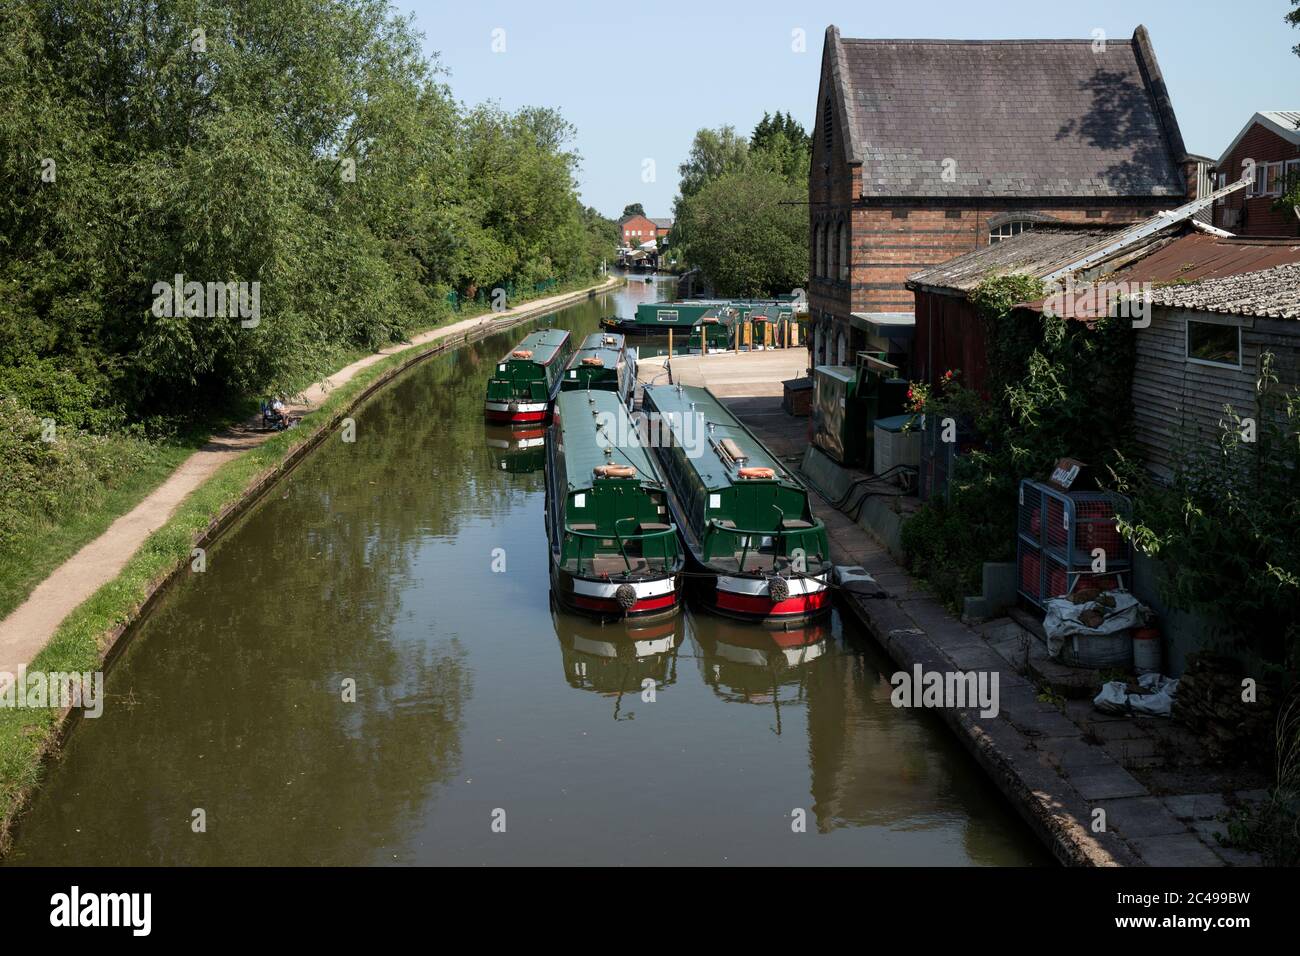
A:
3,281,1049,865
0,276,621,853
716,388,1266,867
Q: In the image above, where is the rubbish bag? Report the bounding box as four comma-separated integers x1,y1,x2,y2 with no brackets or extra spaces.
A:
1093,673,1178,717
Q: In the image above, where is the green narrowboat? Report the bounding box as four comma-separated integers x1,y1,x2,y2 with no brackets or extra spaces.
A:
689,307,734,353
545,390,684,622
559,332,638,407
601,300,729,336
641,383,832,624
484,328,573,424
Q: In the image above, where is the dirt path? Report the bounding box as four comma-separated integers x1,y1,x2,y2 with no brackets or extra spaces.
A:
0,280,617,681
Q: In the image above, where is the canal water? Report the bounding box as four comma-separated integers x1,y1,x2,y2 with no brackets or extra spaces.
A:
7,277,1050,865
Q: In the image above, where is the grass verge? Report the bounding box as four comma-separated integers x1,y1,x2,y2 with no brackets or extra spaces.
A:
0,276,620,855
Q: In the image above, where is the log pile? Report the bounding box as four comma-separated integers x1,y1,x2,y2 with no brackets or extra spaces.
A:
1172,651,1275,764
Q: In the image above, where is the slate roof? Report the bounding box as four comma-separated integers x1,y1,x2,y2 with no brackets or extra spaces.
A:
1146,262,1300,320
826,26,1188,199
649,217,674,228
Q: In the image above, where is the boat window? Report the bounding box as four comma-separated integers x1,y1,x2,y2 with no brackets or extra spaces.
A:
657,310,679,323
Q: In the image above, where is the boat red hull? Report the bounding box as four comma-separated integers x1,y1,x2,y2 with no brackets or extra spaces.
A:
550,563,684,623
484,399,549,424
697,571,832,625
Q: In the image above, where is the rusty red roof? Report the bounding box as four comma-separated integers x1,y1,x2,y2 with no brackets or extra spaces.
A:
1026,233,1300,319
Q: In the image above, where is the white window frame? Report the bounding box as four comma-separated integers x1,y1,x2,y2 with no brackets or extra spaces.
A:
656,309,679,323
1253,161,1285,198
1185,316,1243,370
989,220,1034,244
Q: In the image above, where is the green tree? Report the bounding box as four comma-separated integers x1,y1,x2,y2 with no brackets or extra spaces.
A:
621,203,645,218
0,0,609,425
751,111,811,182
672,165,806,296
676,126,751,200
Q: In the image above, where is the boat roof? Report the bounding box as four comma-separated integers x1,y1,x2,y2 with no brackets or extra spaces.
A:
642,384,797,491
502,327,569,365
566,332,624,369
816,365,858,385
578,331,623,350
554,390,660,491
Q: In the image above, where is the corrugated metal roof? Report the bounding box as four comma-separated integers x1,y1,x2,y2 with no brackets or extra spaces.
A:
1262,110,1300,130
908,178,1255,297
1115,233,1300,283
1031,233,1300,319
1146,262,1300,319
1216,110,1300,166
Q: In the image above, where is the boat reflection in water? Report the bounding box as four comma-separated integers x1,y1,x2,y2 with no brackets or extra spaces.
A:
551,599,684,719
693,617,830,735
483,424,547,474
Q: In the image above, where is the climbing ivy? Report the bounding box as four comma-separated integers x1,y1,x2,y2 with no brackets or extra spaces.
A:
900,273,1136,609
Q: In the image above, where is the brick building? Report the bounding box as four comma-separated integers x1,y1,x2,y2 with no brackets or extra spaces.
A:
618,213,659,245
807,24,1201,373
1211,111,1300,237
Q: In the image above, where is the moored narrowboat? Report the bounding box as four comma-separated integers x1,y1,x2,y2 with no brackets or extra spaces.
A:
545,390,685,622
641,383,832,624
560,332,638,408
484,328,572,424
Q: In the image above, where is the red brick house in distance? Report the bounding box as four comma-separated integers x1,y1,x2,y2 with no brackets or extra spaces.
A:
618,212,656,246
618,214,672,246
807,24,1206,378
1212,111,1300,237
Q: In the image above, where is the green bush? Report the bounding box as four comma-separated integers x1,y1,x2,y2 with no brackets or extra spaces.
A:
0,397,160,549
1116,351,1300,672
900,274,1136,607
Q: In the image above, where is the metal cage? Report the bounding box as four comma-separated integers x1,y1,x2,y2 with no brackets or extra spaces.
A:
1016,480,1131,607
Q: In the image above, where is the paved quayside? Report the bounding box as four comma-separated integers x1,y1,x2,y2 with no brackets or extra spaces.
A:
640,349,1267,866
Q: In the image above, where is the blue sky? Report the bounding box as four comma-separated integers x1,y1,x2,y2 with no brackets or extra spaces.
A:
398,0,1300,219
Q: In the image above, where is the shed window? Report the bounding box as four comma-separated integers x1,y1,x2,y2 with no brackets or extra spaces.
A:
1186,319,1241,368
989,220,1034,244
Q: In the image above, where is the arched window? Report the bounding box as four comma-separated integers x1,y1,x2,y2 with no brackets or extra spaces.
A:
825,227,835,282
838,222,849,282
989,220,1035,244
836,329,847,366
814,224,824,277
823,96,833,151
